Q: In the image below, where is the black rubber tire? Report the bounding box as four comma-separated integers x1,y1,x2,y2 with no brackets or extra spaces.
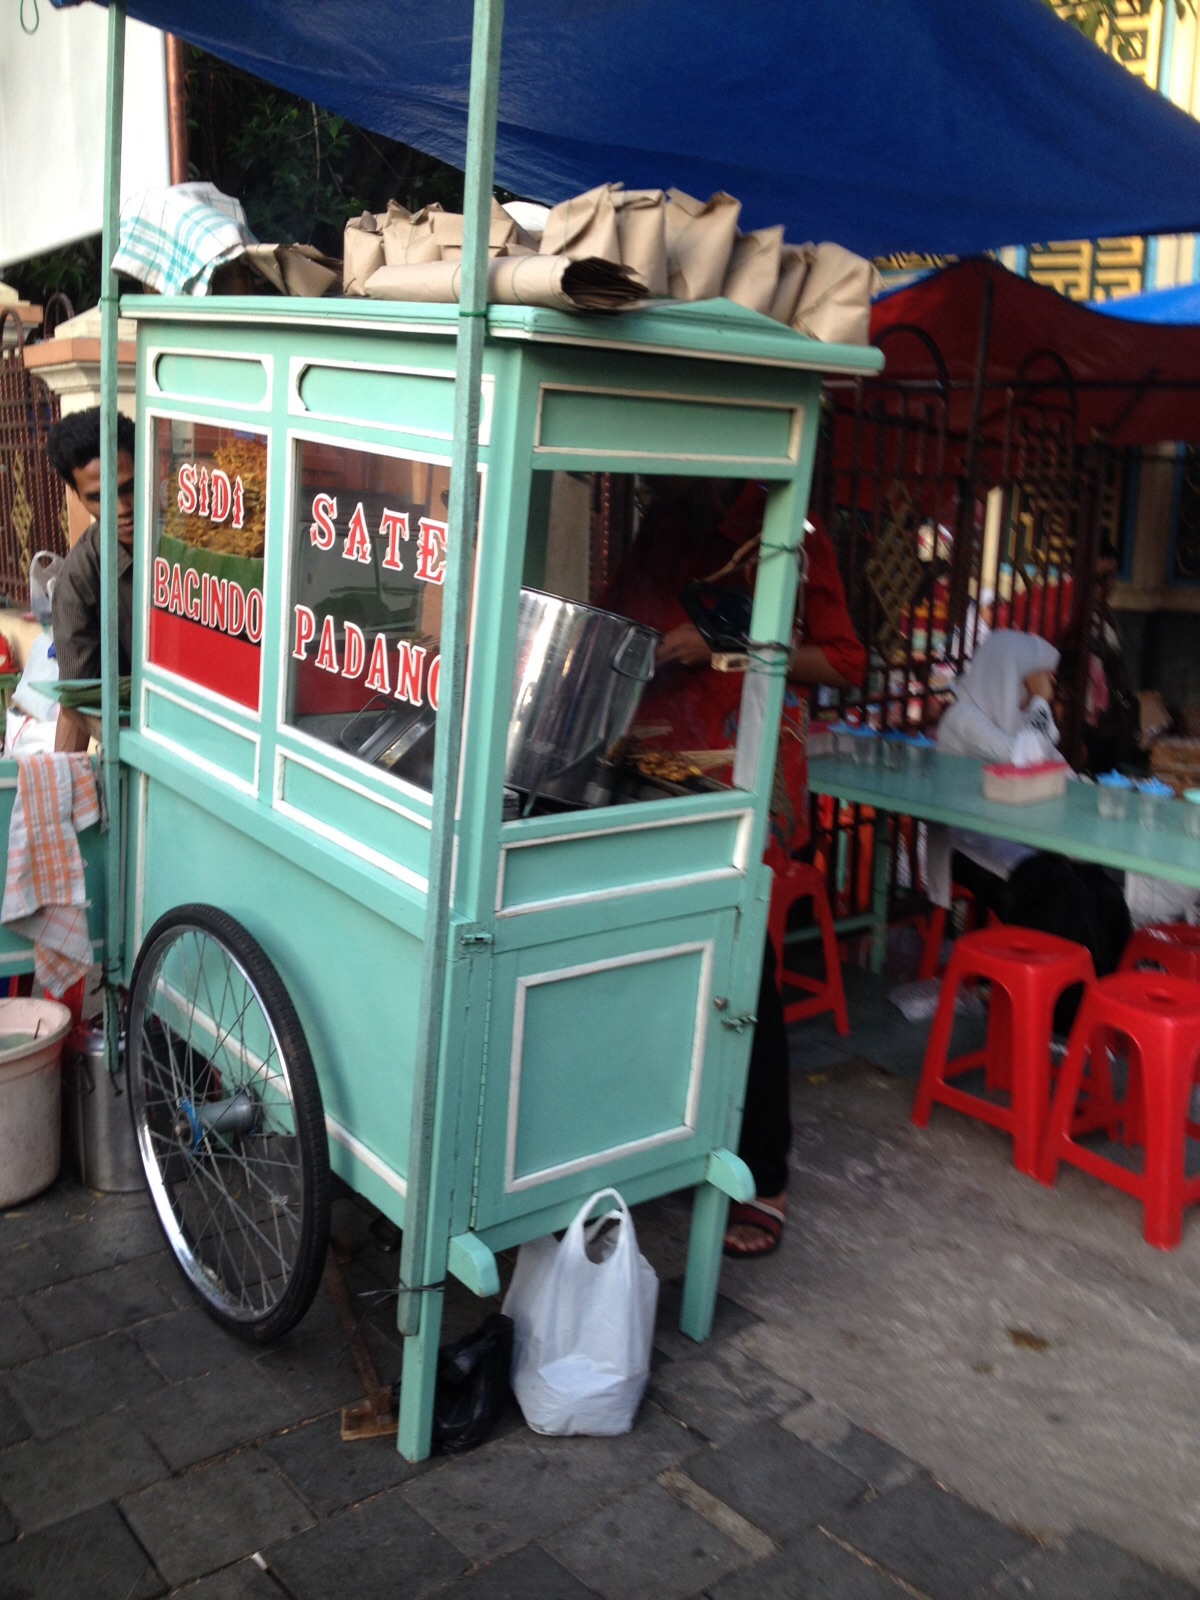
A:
127,903,331,1343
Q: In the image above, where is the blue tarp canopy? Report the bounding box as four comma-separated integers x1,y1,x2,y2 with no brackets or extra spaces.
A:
110,0,1200,259
1093,280,1200,323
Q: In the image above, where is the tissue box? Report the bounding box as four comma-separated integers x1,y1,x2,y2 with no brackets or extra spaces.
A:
981,761,1069,805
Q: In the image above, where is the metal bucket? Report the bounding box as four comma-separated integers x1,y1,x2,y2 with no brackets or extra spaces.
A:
64,1024,143,1194
505,589,658,807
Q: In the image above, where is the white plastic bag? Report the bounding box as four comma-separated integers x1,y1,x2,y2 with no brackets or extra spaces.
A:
503,1187,658,1436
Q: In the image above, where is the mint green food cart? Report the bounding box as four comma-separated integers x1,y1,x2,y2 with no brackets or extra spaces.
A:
115,290,880,1457
73,0,882,1462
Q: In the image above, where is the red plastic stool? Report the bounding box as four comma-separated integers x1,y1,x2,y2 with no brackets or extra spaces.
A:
912,926,1098,1175
1037,972,1200,1249
1119,924,1200,982
768,858,849,1036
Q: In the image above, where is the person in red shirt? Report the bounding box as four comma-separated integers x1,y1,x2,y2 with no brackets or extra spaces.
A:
603,480,865,1256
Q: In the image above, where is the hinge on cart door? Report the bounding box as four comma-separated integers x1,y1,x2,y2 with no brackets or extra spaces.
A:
458,926,493,951
719,1012,758,1033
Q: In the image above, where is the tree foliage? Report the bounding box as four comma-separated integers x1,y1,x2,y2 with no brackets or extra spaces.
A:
7,48,468,319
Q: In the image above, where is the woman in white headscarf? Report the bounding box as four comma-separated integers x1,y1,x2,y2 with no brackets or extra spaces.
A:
929,630,1130,1029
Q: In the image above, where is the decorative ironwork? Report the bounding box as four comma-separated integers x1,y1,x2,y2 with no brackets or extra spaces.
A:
0,307,68,606
1174,445,1200,582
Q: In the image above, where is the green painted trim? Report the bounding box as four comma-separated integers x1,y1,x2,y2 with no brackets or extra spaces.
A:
705,1148,755,1201
152,352,269,407
447,1232,500,1297
100,0,127,994
120,731,429,942
121,295,884,378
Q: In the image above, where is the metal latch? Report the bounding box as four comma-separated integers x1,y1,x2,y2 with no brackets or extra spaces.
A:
458,927,493,950
719,1013,757,1033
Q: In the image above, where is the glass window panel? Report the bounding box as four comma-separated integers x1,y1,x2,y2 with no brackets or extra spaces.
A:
285,440,451,793
149,418,267,711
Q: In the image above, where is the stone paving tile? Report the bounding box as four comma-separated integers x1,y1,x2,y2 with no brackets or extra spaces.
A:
781,1400,920,1494
0,1500,13,1545
402,1433,609,1562
122,1450,313,1589
705,1526,912,1600
976,1529,1200,1599
133,1357,303,1471
259,1414,432,1517
167,1558,290,1598
647,1340,809,1446
265,1485,467,1600
530,1402,706,1502
0,1236,77,1297
0,1408,168,1533
822,1475,1037,1600
5,1329,165,1438
142,1250,197,1312
133,1306,264,1384
542,1478,751,1600
684,1421,868,1544
0,1301,46,1368
252,1327,366,1418
0,1502,165,1599
24,1260,175,1349
652,1281,760,1365
38,1195,167,1276
434,1544,601,1599
0,1388,30,1450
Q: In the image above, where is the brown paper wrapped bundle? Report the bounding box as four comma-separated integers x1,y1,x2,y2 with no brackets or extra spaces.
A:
614,188,668,296
382,203,447,266
364,254,647,312
664,189,741,301
768,243,815,325
539,183,622,264
243,244,340,298
792,242,883,344
722,225,784,314
343,211,385,296
433,198,521,260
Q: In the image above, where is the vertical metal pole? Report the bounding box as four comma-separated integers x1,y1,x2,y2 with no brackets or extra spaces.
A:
165,34,189,185
100,0,127,1013
948,273,994,643
398,0,504,1341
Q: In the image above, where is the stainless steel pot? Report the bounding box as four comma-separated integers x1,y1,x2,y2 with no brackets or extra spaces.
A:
505,589,658,807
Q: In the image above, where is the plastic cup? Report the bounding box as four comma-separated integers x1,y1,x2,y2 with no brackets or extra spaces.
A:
906,736,936,774
832,724,859,762
881,734,906,772
1137,778,1173,831
1184,789,1200,839
853,730,881,767
1095,772,1133,823
1096,786,1130,823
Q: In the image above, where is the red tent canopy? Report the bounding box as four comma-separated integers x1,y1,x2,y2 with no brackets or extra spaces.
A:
869,258,1200,447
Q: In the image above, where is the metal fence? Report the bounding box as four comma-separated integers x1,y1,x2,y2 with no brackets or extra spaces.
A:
0,307,69,609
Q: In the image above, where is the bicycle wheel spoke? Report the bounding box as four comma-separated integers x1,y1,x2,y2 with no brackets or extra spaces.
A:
129,908,329,1340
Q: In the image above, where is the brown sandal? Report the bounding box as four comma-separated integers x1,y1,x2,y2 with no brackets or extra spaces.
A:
723,1199,785,1259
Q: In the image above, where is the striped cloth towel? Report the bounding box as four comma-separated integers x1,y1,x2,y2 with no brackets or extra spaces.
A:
1,756,101,997
113,182,257,296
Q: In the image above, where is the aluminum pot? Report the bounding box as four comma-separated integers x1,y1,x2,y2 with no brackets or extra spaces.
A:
505,589,658,806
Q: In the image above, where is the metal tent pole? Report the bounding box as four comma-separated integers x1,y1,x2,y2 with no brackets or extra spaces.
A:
395,0,504,1457
100,0,127,1043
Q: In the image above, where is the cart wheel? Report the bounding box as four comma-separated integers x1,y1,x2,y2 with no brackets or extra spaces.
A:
128,904,331,1343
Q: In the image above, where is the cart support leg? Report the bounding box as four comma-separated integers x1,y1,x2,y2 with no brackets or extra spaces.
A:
680,1149,755,1342
395,1284,445,1462
869,814,891,976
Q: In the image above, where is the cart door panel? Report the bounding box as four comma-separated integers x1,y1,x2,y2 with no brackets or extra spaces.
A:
473,908,741,1228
